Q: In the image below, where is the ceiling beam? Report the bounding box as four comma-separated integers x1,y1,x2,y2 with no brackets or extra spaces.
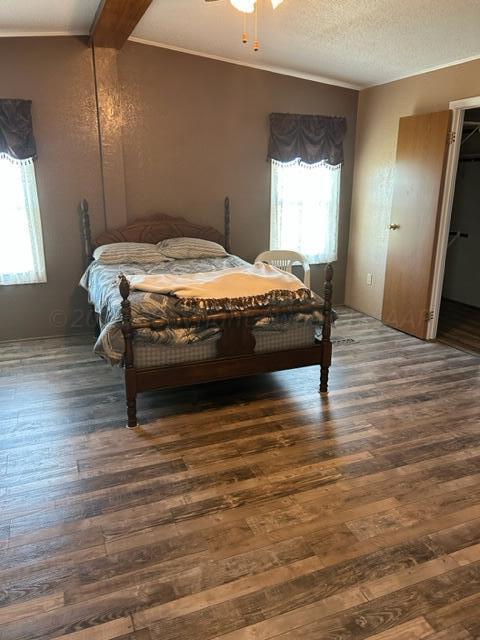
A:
90,0,153,49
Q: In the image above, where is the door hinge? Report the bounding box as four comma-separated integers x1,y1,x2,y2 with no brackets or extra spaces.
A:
425,310,434,321
447,131,456,145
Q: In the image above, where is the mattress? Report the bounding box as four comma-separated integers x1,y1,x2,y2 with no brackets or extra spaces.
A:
133,323,316,368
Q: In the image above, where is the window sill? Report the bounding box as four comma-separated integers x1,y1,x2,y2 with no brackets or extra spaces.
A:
0,277,47,287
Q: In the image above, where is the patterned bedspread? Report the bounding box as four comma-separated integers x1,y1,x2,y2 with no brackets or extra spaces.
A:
80,256,330,365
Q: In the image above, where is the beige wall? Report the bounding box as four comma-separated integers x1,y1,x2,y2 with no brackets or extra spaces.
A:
346,58,480,319
0,37,104,340
116,41,358,302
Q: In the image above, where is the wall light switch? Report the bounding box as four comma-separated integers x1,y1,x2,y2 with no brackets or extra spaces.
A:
366,273,373,286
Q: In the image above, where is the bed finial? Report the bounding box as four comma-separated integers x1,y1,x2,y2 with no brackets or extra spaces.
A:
320,262,333,393
119,273,130,305
224,196,231,253
79,198,93,266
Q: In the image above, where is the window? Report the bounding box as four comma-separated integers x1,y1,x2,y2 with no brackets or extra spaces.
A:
0,158,46,285
270,158,341,264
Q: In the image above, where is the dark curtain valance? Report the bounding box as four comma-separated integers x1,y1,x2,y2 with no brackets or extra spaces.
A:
0,99,36,163
267,113,347,166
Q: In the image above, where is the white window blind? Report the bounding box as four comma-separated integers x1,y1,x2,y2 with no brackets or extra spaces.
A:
270,158,341,264
0,158,46,285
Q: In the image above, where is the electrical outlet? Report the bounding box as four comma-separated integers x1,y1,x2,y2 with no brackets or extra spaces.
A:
366,273,373,286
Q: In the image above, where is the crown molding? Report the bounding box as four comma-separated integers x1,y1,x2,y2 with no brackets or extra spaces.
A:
4,31,478,91
128,37,363,90
0,30,87,37
367,52,480,88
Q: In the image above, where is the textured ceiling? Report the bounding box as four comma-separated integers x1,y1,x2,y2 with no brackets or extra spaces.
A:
1,0,480,88
0,0,99,36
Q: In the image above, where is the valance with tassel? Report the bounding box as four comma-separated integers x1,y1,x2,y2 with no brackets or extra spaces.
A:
0,99,37,164
267,113,347,166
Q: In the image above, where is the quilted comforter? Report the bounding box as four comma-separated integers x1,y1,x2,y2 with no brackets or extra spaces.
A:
80,256,330,365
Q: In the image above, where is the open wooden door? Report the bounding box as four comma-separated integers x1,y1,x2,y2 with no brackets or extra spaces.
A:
382,111,451,339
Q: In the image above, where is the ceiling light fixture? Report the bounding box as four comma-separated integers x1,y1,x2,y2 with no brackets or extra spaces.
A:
230,0,285,12
206,0,285,51
230,0,256,12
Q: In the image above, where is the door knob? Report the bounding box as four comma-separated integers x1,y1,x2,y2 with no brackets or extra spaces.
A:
389,223,400,230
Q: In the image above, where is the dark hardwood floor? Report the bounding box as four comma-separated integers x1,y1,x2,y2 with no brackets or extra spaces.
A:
1,307,480,639
438,298,480,357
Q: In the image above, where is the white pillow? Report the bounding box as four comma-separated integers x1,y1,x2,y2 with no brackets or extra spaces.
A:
157,237,227,259
93,242,171,265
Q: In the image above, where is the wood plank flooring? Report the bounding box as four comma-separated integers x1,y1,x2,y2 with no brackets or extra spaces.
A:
1,307,480,639
437,298,480,357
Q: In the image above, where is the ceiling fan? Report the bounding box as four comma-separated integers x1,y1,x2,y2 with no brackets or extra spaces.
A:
205,0,286,51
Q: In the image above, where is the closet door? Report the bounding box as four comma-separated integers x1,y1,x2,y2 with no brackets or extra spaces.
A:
382,111,451,339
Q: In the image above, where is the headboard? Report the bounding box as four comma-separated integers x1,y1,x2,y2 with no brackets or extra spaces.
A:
80,197,231,265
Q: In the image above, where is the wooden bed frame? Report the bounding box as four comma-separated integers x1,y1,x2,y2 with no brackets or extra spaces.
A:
80,198,333,428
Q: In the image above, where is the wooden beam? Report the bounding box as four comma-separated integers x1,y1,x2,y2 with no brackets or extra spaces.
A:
90,0,153,49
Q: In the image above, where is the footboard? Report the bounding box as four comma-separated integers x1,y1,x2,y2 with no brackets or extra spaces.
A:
118,264,333,427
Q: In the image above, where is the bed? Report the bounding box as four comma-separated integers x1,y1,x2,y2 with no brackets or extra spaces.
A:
79,198,334,428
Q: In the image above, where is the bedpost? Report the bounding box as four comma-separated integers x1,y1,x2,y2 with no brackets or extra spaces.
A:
320,263,333,393
79,199,93,267
80,199,101,336
224,196,231,253
119,274,137,428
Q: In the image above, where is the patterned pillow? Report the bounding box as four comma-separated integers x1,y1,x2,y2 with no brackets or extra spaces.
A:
157,237,227,259
93,243,171,264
